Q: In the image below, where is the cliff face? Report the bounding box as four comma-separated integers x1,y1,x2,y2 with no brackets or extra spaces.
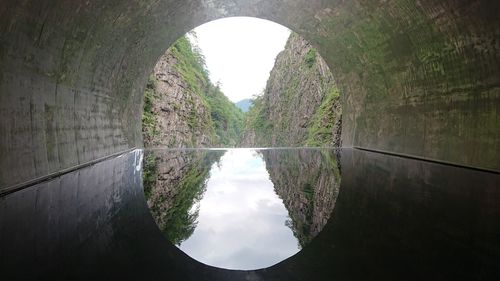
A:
261,149,341,247
242,33,342,147
143,51,213,148
142,36,244,148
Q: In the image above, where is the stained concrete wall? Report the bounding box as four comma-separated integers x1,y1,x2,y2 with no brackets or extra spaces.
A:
1,0,499,192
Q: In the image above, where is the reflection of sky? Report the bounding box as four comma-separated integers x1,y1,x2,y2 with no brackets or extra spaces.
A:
178,149,300,270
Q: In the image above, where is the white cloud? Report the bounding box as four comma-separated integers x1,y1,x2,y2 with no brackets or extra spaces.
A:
189,17,291,103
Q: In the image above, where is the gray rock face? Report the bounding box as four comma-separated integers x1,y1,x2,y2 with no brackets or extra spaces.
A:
242,33,342,147
143,50,213,148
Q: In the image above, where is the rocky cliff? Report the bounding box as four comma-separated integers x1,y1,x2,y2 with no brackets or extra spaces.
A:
261,149,341,247
242,33,342,147
142,36,244,148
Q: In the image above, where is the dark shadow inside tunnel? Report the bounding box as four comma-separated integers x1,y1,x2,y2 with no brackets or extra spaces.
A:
1,0,499,280
1,1,499,193
1,148,499,280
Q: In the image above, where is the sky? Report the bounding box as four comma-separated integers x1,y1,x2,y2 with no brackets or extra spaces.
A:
179,149,300,270
188,17,291,103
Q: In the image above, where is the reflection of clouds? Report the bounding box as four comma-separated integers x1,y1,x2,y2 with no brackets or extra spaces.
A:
178,149,299,270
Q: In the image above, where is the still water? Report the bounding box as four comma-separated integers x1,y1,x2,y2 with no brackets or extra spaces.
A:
2,148,499,280
143,148,340,270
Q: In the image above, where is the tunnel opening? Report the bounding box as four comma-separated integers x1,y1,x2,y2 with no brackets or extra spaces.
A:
1,1,499,279
140,17,342,150
1,0,498,194
140,17,343,270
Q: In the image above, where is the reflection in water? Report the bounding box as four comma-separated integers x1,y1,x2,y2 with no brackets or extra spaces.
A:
143,148,341,270
143,149,224,245
178,149,298,270
2,148,499,280
261,149,341,247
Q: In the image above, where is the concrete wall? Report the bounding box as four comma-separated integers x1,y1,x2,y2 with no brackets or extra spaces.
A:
1,0,499,192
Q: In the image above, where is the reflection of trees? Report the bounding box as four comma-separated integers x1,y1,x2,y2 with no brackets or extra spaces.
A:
143,148,339,247
261,149,341,248
142,150,224,245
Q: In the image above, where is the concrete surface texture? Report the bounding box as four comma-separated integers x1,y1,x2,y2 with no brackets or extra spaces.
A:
1,0,499,192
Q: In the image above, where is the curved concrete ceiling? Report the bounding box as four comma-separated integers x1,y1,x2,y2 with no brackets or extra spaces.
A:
0,0,499,192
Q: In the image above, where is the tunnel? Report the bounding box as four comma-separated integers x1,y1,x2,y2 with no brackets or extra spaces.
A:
1,0,499,280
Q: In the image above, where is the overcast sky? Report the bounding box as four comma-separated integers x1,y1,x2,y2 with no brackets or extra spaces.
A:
189,17,291,103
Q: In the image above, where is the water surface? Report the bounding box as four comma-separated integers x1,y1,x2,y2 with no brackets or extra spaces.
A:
3,148,499,280
143,148,341,269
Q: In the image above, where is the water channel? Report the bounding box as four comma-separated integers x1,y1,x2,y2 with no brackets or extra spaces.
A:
143,148,340,269
1,148,499,280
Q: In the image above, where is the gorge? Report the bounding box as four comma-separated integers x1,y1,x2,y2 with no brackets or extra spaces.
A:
2,1,499,279
142,36,244,148
139,28,345,269
142,32,342,148
143,148,341,269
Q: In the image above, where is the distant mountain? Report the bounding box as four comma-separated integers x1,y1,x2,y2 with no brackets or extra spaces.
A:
235,99,253,112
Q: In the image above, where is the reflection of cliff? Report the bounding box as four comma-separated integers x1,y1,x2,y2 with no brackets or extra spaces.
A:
143,150,223,245
261,149,341,247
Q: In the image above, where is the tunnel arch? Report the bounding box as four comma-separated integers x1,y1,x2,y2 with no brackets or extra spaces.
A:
1,0,499,194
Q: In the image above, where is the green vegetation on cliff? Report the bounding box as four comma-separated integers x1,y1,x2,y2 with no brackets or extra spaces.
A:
141,75,160,141
242,33,342,147
243,94,273,144
205,84,245,146
142,35,244,147
305,86,342,146
304,49,317,68
143,32,341,148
